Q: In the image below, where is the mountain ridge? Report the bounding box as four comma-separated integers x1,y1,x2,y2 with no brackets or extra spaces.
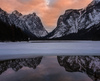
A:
47,0,100,40
0,0,100,40
0,8,48,41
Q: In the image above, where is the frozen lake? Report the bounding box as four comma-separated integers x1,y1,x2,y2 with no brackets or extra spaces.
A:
0,41,100,57
0,41,100,81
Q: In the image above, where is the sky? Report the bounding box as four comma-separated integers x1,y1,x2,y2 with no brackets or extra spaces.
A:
0,0,92,32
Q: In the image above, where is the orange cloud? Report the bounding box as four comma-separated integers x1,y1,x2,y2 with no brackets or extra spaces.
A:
42,0,92,31
0,0,92,31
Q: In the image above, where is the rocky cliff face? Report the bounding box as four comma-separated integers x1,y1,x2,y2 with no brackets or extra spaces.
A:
57,56,100,81
0,0,100,40
48,0,100,40
0,9,48,39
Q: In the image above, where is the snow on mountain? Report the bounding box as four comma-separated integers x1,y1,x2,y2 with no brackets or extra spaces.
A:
0,8,8,23
48,0,100,39
57,56,100,81
93,0,100,3
0,0,100,40
0,9,48,38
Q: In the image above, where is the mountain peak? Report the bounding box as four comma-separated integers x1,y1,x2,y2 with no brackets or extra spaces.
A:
32,12,36,16
0,8,48,39
92,0,100,4
12,10,22,16
47,0,100,39
0,8,7,15
0,8,6,13
0,8,3,11
93,0,100,3
27,12,37,17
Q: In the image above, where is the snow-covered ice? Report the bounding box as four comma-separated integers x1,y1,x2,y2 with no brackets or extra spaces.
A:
0,41,100,56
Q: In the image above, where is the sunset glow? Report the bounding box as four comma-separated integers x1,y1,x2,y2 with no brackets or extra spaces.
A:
0,0,92,31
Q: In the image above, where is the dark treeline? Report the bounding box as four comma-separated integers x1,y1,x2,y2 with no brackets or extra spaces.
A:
0,20,28,41
58,23,100,40
46,23,100,40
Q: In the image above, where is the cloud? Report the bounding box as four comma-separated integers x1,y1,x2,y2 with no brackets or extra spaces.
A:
17,0,32,3
42,0,92,31
0,0,92,31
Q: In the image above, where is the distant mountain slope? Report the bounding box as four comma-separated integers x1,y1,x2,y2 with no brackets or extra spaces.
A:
47,0,100,40
0,0,100,40
0,8,48,41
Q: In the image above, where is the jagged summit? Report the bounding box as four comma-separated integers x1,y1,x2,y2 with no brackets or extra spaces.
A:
32,12,36,16
87,0,100,8
0,8,48,39
0,8,3,12
0,0,100,40
93,0,100,3
0,8,7,14
47,0,100,40
12,10,22,16
0,8,5,12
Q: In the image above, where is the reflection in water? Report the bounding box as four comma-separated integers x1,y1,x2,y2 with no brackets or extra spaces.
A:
0,56,99,81
57,56,100,81
0,56,42,75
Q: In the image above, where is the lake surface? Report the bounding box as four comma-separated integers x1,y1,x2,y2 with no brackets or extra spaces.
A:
0,41,100,81
0,55,100,81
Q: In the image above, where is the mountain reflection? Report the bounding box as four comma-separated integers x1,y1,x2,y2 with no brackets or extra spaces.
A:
57,56,100,81
0,56,42,75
